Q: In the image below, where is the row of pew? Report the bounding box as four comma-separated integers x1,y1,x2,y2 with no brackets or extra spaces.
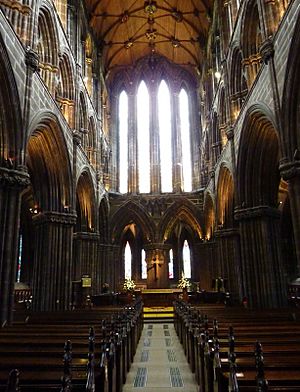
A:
0,299,143,391
174,300,300,392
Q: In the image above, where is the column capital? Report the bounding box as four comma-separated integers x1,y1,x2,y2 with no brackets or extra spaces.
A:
259,37,274,64
32,211,77,225
25,47,39,72
214,228,239,238
279,159,300,181
73,130,82,145
0,166,30,189
226,126,234,140
234,205,280,220
73,232,100,241
144,243,172,252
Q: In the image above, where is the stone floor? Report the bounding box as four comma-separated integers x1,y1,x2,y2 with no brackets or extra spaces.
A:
123,323,199,392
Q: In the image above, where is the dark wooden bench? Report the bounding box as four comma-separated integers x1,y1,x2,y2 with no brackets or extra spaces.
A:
0,299,144,392
174,300,300,392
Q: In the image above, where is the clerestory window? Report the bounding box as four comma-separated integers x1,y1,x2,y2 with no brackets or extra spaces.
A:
118,79,193,194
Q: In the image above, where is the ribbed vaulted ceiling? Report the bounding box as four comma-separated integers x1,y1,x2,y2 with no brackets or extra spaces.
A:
85,0,212,77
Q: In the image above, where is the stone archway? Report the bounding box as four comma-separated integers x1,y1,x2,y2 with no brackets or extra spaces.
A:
235,106,285,308
215,165,241,302
0,36,29,326
24,113,75,311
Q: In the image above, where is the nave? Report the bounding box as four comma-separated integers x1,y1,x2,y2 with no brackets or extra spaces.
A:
123,323,198,392
2,299,300,391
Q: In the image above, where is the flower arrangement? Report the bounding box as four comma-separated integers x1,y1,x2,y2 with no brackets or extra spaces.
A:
123,277,136,292
177,272,191,290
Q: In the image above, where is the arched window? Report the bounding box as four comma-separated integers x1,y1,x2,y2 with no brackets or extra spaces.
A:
17,234,23,283
179,89,192,192
141,249,147,279
124,241,132,279
137,81,150,193
115,66,197,194
169,249,174,279
158,80,172,192
119,91,128,193
182,240,191,279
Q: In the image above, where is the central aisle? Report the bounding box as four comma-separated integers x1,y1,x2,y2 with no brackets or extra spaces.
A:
123,323,199,391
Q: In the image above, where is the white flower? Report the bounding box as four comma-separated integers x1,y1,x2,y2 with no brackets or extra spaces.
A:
123,278,136,291
177,272,191,289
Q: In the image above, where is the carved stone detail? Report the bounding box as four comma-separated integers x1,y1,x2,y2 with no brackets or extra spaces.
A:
25,47,39,72
234,205,280,220
259,37,274,64
32,211,77,225
0,166,30,188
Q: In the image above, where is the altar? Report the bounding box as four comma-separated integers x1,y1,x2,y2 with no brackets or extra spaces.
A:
140,288,183,307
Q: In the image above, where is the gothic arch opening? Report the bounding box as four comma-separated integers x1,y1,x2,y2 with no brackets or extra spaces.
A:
23,115,74,311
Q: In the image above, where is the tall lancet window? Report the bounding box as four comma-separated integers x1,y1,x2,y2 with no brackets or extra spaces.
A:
137,81,150,193
179,89,192,192
141,249,147,279
124,241,132,279
169,249,174,279
182,240,191,279
119,91,128,193
158,80,172,192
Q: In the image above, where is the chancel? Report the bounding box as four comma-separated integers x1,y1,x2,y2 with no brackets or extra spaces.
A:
0,0,300,390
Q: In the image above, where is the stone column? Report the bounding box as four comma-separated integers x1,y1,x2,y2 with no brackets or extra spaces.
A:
0,167,30,326
171,90,183,192
128,91,138,193
103,244,120,291
235,206,286,308
194,241,216,291
214,228,242,303
149,88,161,193
280,160,300,275
72,232,101,294
32,212,76,311
144,244,171,289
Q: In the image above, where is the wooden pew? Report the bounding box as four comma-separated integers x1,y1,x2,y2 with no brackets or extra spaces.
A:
0,299,144,392
174,300,300,392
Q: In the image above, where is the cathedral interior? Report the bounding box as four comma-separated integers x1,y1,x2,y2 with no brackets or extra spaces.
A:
0,0,300,329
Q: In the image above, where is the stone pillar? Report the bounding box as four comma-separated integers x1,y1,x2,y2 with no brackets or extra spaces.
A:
149,88,161,193
214,228,242,303
0,167,30,326
235,206,286,308
103,244,120,291
128,91,138,193
72,232,101,294
171,90,183,192
144,244,171,289
280,160,300,275
32,212,76,311
194,241,216,291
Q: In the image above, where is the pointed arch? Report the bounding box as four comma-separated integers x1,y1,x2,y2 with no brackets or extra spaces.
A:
75,168,96,232
99,196,109,243
160,198,203,242
110,200,156,244
0,34,22,167
203,191,216,240
281,13,300,160
240,0,262,87
228,45,248,116
237,104,280,208
56,51,75,127
26,111,72,212
36,4,59,93
216,164,235,228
